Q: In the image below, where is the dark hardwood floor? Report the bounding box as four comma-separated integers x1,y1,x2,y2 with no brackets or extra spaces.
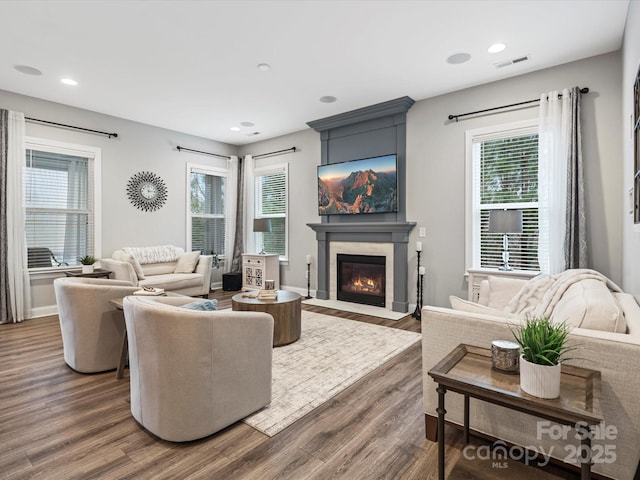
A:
0,290,573,479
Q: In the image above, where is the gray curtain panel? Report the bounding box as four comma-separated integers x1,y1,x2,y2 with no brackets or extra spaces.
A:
0,109,13,324
565,86,587,268
230,156,245,272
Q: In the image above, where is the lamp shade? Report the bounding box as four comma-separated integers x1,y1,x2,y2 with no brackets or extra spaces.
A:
253,218,272,233
488,209,523,234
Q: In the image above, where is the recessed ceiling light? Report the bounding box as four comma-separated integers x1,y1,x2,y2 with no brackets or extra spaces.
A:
240,121,255,127
60,78,78,86
14,65,42,76
488,43,506,54
230,126,241,132
446,53,471,65
319,96,337,103
256,63,271,72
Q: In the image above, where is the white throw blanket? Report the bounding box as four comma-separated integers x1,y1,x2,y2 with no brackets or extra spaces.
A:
506,269,622,318
123,245,179,264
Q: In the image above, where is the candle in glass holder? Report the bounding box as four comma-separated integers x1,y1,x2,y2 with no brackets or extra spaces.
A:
416,241,423,252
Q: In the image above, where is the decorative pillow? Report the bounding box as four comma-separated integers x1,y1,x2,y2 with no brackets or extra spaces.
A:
122,252,145,280
613,293,636,335
173,251,201,273
551,279,626,333
181,299,218,311
123,245,179,264
487,276,527,309
449,296,511,318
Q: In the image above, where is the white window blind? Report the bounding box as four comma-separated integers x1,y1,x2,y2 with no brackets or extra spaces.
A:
255,164,288,258
468,121,541,272
190,169,225,256
25,146,95,269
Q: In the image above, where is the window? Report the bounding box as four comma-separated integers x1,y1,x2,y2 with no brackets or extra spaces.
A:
466,120,541,272
255,163,288,260
25,138,101,270
189,165,226,257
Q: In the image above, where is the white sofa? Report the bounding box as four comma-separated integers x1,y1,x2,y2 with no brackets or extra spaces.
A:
98,245,212,297
422,270,640,480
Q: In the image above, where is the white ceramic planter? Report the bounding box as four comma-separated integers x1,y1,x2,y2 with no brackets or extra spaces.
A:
81,264,94,274
519,355,561,399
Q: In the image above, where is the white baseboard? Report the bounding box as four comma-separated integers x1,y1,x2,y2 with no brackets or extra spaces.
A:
29,305,58,319
281,285,315,298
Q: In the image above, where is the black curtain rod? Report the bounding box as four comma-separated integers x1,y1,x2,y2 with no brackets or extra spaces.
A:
25,117,118,138
448,87,590,122
252,147,296,160
176,146,231,159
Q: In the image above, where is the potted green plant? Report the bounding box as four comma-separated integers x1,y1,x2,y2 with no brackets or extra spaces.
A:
511,317,576,399
78,255,97,274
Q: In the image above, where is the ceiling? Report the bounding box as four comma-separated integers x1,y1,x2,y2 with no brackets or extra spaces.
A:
0,0,629,146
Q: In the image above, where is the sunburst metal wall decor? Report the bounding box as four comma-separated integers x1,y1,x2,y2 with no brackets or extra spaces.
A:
126,171,168,212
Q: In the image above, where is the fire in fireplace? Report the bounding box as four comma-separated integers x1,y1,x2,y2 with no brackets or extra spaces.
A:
337,254,385,307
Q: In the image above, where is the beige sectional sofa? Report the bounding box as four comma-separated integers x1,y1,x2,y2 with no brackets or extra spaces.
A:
422,270,640,480
98,245,212,297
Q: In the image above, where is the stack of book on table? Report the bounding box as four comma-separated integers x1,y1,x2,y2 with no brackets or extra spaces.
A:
257,289,277,300
134,287,165,296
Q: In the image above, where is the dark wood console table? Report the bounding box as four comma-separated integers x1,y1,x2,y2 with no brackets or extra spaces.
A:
428,344,602,480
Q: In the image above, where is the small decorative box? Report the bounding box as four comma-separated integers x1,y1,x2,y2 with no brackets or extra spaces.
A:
490,340,520,373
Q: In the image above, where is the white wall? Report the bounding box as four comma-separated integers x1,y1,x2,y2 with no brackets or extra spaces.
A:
238,128,321,291
405,52,623,307
622,1,640,300
237,52,624,309
2,50,626,314
0,89,237,313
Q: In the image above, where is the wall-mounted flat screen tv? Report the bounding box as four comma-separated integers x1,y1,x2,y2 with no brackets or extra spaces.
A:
318,154,398,215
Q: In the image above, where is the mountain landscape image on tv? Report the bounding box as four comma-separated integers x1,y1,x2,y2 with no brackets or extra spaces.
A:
318,154,398,215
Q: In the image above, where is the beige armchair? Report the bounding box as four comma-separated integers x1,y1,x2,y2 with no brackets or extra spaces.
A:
53,277,138,373
122,295,274,442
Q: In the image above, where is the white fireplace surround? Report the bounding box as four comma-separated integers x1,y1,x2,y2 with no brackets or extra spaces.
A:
329,241,394,310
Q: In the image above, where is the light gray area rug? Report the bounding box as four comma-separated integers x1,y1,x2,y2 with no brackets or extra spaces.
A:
243,310,421,436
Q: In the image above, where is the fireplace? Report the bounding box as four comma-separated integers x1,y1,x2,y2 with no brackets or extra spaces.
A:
308,223,416,313
337,254,385,307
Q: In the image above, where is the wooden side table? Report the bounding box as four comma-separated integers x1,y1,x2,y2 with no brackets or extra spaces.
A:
231,290,301,346
109,292,188,379
428,344,603,480
64,268,112,279
109,297,130,380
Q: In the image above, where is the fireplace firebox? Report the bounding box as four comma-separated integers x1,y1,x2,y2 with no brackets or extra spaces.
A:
337,254,385,307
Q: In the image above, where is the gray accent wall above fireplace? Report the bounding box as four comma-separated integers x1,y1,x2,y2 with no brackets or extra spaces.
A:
307,97,416,313
307,96,414,224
